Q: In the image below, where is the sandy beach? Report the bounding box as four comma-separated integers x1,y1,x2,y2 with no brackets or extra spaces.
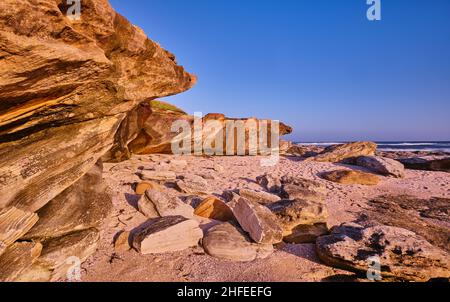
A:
80,153,450,282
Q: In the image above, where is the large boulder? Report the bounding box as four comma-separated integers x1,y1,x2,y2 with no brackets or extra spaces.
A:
238,189,281,205
194,197,235,222
0,0,195,212
397,156,450,173
321,170,380,186
316,223,450,281
202,222,273,262
132,216,203,255
232,198,283,244
309,142,377,163
268,200,328,243
355,156,405,178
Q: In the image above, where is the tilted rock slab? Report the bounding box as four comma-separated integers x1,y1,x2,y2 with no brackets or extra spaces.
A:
140,170,177,181
0,241,42,282
316,223,450,282
203,222,273,262
194,197,235,222
355,156,405,178
268,199,329,243
0,207,38,255
138,189,194,219
238,189,281,205
321,169,380,186
309,142,377,163
176,174,210,195
132,216,203,255
232,198,283,244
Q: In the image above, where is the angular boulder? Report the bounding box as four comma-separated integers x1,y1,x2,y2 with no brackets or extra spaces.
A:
268,200,328,243
135,181,164,195
202,222,273,262
355,156,405,178
321,170,380,186
309,142,377,163
316,223,450,281
138,189,194,219
232,198,283,244
132,216,203,255
194,197,235,222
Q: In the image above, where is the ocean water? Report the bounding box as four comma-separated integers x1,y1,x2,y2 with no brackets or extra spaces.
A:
296,142,450,153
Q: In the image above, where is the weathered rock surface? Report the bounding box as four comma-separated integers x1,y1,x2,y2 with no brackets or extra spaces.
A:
176,174,210,195
256,174,282,193
360,195,450,252
309,142,377,163
268,200,328,243
194,197,235,222
321,170,380,186
0,241,42,282
281,176,327,194
281,185,326,203
140,170,177,181
132,216,203,255
0,207,38,255
114,231,132,253
135,181,164,195
355,156,405,178
202,222,273,262
397,156,450,173
138,189,194,219
238,189,281,205
20,229,100,282
23,161,112,240
0,0,194,212
232,198,283,244
316,223,450,281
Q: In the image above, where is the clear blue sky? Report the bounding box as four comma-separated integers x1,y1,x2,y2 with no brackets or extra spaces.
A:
109,0,450,142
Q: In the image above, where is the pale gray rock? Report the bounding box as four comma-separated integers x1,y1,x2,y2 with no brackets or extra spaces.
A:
356,156,405,178
238,188,281,205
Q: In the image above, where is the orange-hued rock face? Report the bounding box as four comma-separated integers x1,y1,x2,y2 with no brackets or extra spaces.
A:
0,0,195,212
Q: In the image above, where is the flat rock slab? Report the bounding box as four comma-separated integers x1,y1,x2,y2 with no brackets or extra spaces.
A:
140,171,177,181
138,189,194,219
132,216,203,255
0,207,38,254
309,141,377,163
194,197,235,222
238,189,281,205
398,156,450,173
232,198,283,244
203,222,273,262
321,170,380,186
281,185,325,203
316,223,450,282
355,156,405,178
176,174,210,195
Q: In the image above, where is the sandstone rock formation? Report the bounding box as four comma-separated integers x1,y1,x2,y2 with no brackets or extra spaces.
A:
232,198,283,244
0,242,43,282
256,174,282,194
238,189,281,205
316,223,450,281
355,156,405,178
135,181,164,195
0,207,38,256
397,156,450,173
308,142,377,163
138,189,194,219
140,170,177,181
194,197,235,222
176,174,210,195
0,0,195,213
321,170,380,186
202,222,273,262
268,200,328,243
132,216,203,255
